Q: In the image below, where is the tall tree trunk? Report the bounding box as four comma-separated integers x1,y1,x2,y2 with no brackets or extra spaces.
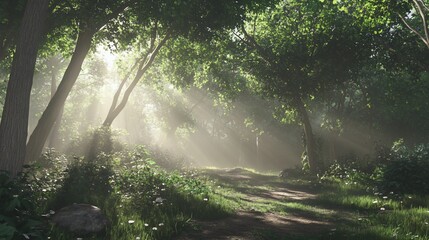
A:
26,29,95,163
294,96,321,174
0,0,49,176
48,61,64,150
103,32,170,127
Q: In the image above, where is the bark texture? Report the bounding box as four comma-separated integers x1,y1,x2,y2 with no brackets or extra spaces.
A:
26,29,95,163
48,59,64,150
0,0,49,176
294,96,321,174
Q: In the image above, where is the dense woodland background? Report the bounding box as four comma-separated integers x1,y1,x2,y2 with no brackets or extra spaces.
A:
1,0,429,239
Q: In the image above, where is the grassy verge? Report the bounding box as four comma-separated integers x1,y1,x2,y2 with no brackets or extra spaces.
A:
315,181,429,240
2,152,428,240
194,168,429,240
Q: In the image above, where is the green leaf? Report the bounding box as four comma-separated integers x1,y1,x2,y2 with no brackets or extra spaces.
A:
0,223,16,240
7,198,21,211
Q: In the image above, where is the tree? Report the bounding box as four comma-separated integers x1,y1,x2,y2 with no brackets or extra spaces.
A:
103,22,171,127
227,0,370,173
102,0,265,127
396,0,429,49
0,0,26,62
25,0,131,163
0,0,49,176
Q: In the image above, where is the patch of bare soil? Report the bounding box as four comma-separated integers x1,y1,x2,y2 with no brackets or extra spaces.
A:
176,168,334,240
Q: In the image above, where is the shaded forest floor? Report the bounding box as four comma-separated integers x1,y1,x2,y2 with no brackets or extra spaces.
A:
6,151,426,240
177,168,345,240
177,168,429,240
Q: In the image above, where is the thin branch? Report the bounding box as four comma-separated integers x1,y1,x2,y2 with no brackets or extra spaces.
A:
413,0,429,45
418,0,429,13
103,30,172,125
106,57,141,116
397,12,429,48
94,1,133,31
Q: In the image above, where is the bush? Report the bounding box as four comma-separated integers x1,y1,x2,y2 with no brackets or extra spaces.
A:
0,172,47,240
49,154,115,209
320,161,374,185
65,127,124,159
112,145,190,171
378,142,429,194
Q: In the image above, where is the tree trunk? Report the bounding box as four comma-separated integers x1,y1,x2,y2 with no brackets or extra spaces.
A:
103,33,170,127
294,96,321,174
48,61,64,150
26,29,95,163
0,0,49,176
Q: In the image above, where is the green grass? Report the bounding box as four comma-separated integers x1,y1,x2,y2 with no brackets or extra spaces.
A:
305,181,429,240
10,158,429,240
34,159,234,239
198,168,429,240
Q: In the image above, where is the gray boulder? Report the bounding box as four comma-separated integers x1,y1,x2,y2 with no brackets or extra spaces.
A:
52,204,109,235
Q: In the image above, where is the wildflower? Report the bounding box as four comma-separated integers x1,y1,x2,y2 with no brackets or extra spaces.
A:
152,227,158,231
380,207,385,211
159,223,164,226
144,223,149,227
128,220,135,224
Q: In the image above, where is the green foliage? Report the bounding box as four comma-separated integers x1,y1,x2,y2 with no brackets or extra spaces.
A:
143,146,190,171
320,161,372,185
378,142,429,194
8,146,229,239
319,140,429,196
66,127,124,159
0,172,47,240
50,156,114,209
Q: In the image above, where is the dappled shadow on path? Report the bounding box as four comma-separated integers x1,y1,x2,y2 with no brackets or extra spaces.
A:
177,210,330,240
177,168,340,240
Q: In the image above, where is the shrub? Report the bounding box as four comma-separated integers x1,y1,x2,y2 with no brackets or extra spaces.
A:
379,142,429,194
49,155,114,209
0,172,47,240
320,161,373,185
65,127,124,159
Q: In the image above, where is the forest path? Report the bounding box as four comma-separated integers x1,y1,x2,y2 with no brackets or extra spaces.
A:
177,168,349,240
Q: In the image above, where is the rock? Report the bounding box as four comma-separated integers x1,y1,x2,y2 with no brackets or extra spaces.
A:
52,204,108,235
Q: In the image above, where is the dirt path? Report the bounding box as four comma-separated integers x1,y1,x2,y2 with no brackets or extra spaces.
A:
177,168,341,240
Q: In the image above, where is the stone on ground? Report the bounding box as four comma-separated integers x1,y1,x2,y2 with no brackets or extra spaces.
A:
52,203,108,235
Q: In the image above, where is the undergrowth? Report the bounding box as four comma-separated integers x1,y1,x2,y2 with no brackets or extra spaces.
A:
0,146,231,240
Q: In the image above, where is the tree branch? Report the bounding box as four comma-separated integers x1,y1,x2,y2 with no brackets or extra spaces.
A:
413,0,429,46
397,12,429,48
103,30,171,126
106,57,141,117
